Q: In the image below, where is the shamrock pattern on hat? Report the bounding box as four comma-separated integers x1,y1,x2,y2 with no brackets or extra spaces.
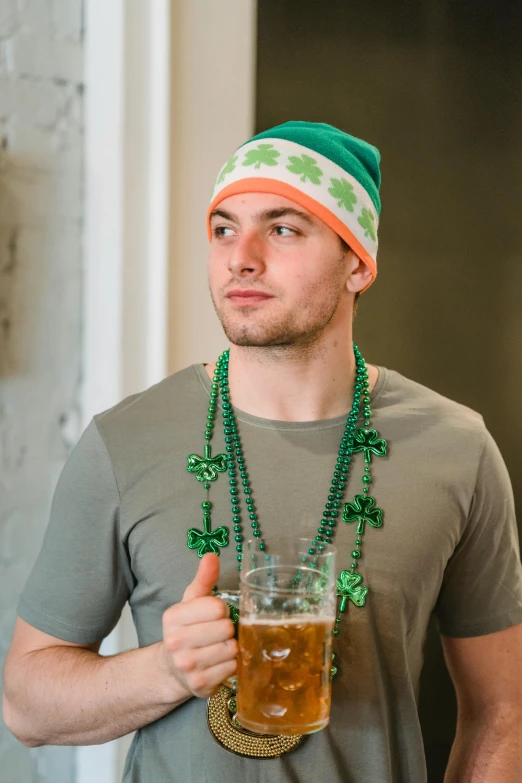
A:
217,155,238,185
358,208,376,241
328,178,357,212
211,139,378,257
287,153,323,185
242,143,280,169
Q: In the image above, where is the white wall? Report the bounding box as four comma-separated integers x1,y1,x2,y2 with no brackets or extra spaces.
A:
0,1,83,781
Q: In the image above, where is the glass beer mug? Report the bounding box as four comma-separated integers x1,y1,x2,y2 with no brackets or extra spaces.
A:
220,538,336,736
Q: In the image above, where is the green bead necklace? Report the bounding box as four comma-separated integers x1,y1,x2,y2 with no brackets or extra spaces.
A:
186,344,387,636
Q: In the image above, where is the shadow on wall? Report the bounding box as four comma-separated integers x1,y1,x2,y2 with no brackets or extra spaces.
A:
0,129,22,378
0,139,78,382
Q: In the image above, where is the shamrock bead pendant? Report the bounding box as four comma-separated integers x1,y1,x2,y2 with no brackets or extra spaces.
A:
343,494,383,535
352,428,387,463
187,501,229,557
187,444,227,483
336,570,369,612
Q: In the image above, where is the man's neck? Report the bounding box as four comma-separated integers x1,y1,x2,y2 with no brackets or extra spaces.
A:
205,340,379,423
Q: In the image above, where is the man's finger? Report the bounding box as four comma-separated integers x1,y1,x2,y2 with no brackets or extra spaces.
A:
176,638,238,673
182,553,220,602
190,659,238,698
164,614,235,651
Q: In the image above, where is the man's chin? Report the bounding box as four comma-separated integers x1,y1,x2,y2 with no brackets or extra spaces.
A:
220,322,293,348
224,323,321,349
216,308,312,348
225,332,290,348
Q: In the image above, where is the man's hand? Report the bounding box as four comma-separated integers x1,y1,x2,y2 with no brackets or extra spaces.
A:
161,554,238,699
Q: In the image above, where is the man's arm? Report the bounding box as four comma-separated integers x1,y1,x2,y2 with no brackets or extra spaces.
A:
2,617,190,747
442,623,522,782
3,555,237,747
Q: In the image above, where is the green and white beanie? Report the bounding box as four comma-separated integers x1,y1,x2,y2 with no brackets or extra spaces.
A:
207,120,381,290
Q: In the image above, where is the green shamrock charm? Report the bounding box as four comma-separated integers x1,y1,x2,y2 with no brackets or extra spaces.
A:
187,501,229,557
343,494,383,535
217,154,238,184
353,428,387,463
336,570,368,612
187,444,227,483
242,143,280,169
328,177,357,211
287,153,323,184
357,207,376,241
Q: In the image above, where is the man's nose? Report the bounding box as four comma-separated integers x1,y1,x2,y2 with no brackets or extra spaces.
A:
228,231,266,276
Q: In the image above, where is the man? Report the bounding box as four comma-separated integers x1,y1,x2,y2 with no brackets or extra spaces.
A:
3,121,522,782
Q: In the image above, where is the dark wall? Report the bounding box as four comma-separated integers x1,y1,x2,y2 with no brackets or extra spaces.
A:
256,2,522,779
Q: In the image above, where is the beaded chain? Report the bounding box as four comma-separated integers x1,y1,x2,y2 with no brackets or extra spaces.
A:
186,344,387,643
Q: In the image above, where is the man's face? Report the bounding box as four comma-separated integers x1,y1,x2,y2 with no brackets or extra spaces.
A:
208,192,353,349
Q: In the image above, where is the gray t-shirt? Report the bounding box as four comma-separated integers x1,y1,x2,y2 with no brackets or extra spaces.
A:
18,364,522,783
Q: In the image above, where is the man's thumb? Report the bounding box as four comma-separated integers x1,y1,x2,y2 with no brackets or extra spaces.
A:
182,553,220,602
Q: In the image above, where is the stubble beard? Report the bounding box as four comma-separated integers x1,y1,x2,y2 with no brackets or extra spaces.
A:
210,271,345,353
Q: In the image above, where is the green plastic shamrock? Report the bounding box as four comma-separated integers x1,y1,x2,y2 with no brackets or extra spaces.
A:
187,444,227,483
217,154,238,184
328,178,357,211
353,428,387,463
187,526,229,557
187,502,230,557
336,569,368,612
287,154,323,184
331,653,338,678
242,143,280,169
343,494,383,535
357,207,376,241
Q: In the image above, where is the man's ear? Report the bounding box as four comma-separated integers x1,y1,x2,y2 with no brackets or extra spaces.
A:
345,252,373,294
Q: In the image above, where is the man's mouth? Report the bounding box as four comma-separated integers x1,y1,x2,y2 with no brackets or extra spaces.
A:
226,289,274,305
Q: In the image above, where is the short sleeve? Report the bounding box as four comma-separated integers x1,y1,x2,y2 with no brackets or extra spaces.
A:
18,419,133,644
435,429,522,637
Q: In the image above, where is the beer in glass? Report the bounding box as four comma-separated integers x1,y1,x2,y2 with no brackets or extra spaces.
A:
236,539,336,735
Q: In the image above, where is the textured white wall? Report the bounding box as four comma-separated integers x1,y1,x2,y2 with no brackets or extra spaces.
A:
0,1,83,781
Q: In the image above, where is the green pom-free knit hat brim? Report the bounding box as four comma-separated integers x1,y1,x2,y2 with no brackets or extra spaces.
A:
207,121,382,291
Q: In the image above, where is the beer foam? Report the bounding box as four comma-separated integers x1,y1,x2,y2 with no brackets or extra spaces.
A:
239,614,335,626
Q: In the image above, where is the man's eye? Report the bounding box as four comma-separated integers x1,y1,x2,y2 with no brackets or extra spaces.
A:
274,226,297,236
212,226,234,238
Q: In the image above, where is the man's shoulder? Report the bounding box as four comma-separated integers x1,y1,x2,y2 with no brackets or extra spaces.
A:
379,365,487,440
93,364,206,442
